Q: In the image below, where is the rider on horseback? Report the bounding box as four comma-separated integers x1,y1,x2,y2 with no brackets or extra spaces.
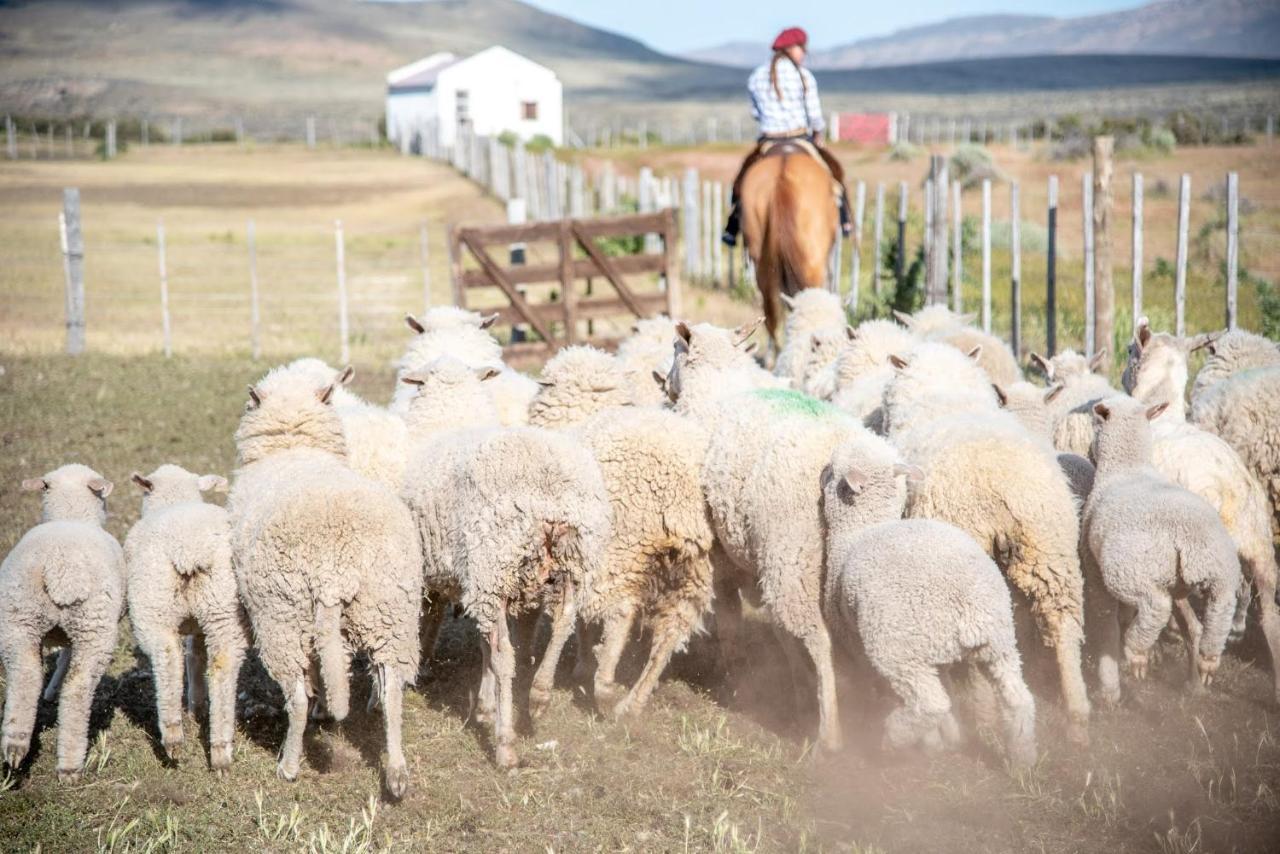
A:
722,27,852,246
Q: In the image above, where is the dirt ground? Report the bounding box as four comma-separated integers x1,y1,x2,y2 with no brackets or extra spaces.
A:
1,354,1278,852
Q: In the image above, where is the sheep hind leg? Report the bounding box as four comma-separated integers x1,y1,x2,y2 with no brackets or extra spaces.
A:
710,546,745,673
53,634,115,783
378,665,409,799
488,605,518,769
592,604,637,711
981,652,1037,772
1,640,43,769
615,593,702,719
1123,588,1173,681
1171,596,1204,693
1248,560,1280,706
42,648,70,702
276,678,308,782
883,665,950,755
205,626,248,774
800,626,842,753
529,579,576,719
148,630,187,759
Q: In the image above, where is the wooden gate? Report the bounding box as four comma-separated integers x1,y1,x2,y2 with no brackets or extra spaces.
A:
448,209,680,361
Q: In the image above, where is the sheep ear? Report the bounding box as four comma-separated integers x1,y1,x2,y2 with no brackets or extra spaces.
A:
743,341,758,354
992,384,1008,406
780,293,796,310
197,474,228,493
1187,332,1219,354
477,367,500,382
959,312,978,326
405,314,425,334
966,345,983,361
652,369,667,388
479,313,499,330
87,478,113,498
841,469,868,496
1093,402,1111,421
733,317,763,346
1088,349,1108,373
1029,352,1052,379
536,378,554,388
888,354,909,370
892,462,924,484
1145,402,1169,421
675,321,692,345
810,336,825,353
317,384,335,405
246,386,262,409
337,365,355,386
844,325,856,341
1134,316,1152,350
892,310,913,329
1044,383,1065,405
21,478,47,492
131,473,154,492
400,374,425,387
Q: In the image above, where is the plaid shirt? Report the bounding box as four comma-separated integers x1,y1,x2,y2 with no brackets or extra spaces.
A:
748,60,825,136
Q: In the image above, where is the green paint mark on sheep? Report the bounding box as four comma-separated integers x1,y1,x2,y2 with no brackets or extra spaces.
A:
751,388,837,418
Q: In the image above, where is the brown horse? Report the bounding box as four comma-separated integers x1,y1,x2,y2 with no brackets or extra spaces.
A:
740,149,839,343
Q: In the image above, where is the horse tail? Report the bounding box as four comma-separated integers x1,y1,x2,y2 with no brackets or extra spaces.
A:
758,157,804,343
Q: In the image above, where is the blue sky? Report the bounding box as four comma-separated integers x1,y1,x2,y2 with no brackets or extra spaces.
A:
524,1,1146,53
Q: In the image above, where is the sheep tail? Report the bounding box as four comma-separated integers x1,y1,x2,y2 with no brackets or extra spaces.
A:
313,602,350,721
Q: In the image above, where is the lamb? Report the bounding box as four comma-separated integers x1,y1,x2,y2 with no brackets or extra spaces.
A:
1189,328,1280,403
229,365,422,796
894,306,1022,386
1028,348,1117,456
817,320,919,431
1122,321,1280,703
616,316,680,408
883,343,1091,742
668,321,900,751
124,464,249,772
993,381,1096,505
400,358,610,766
529,346,714,718
773,290,846,389
1083,396,1241,703
1,465,124,782
821,441,1037,770
392,309,538,426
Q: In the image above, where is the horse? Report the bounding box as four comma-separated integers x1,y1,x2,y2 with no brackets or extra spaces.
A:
739,146,839,345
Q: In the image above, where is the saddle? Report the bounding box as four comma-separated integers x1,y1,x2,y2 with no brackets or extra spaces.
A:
759,136,829,175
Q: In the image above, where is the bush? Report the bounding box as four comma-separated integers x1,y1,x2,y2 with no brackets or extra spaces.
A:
887,141,920,162
1148,127,1176,155
496,130,519,148
1048,135,1091,161
1258,277,1280,341
950,144,1003,188
525,133,555,153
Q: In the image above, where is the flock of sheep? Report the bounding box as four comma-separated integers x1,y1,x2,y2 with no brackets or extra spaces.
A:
3,292,1279,800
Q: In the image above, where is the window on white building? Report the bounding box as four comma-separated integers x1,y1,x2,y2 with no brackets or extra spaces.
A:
456,89,470,125
522,101,538,121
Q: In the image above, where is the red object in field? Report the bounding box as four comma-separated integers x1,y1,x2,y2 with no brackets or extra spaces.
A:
838,113,892,145
771,28,808,51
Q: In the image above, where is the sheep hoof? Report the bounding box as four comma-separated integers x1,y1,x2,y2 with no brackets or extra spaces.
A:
161,731,184,759
1197,655,1220,688
495,743,518,770
1066,718,1090,747
56,767,83,784
593,681,622,708
528,685,552,719
1127,653,1148,680
475,708,494,726
275,760,299,782
2,733,31,768
210,742,233,772
384,763,410,800
612,695,642,721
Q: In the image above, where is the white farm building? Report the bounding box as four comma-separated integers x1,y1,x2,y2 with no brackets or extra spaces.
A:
385,46,563,150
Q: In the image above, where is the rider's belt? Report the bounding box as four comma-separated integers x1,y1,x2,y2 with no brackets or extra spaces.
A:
762,129,811,139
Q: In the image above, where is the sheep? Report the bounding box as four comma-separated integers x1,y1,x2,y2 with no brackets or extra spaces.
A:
529,346,714,718
883,343,1091,742
817,320,920,431
1122,321,1280,703
1083,397,1241,704
667,320,899,752
123,464,248,772
400,359,610,766
616,316,680,408
392,309,538,426
1,465,124,782
773,290,846,389
229,365,422,796
894,306,1022,386
1028,348,1118,457
1189,328,1280,403
993,381,1096,505
663,319,785,423
822,441,1037,770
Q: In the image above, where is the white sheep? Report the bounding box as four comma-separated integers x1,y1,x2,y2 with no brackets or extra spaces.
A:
392,310,538,426
894,306,1023,386
668,321,899,752
1189,328,1280,403
230,366,422,796
883,342,1092,742
1083,396,1241,703
529,346,714,718
123,464,249,772
1028,348,1117,456
1,465,124,782
400,359,611,767
616,315,680,408
1123,321,1280,703
822,441,1037,769
773,290,846,389
993,381,1096,505
818,319,919,431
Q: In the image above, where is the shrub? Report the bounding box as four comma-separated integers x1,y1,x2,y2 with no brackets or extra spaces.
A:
950,145,1003,188
887,142,920,162
497,130,519,148
1257,277,1280,341
1148,127,1176,155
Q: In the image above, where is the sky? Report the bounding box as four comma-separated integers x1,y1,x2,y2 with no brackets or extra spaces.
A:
523,0,1147,53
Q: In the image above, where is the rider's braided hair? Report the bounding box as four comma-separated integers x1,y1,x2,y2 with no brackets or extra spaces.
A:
769,49,807,102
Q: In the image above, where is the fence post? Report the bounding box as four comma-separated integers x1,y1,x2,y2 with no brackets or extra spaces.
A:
1131,172,1143,332
5,115,14,159
1226,171,1239,330
508,197,528,265
106,120,117,159
1010,181,1022,357
307,116,318,149
981,179,992,333
334,220,349,365
924,177,933,268
1175,174,1191,337
419,221,433,314
896,181,908,287
848,180,865,310
1082,171,1095,358
682,168,699,277
235,117,244,146
1047,175,1058,356
927,155,949,305
873,182,885,296
712,181,725,286
61,190,86,354
1092,136,1114,364
701,180,713,282
157,219,172,357
247,219,261,360
951,180,963,313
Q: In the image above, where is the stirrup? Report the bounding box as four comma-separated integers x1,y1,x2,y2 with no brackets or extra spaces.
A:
721,229,738,248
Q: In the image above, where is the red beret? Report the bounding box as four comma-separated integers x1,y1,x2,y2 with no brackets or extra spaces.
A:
772,27,808,51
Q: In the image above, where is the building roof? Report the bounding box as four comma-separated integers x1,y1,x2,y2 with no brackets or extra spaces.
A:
387,45,557,94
